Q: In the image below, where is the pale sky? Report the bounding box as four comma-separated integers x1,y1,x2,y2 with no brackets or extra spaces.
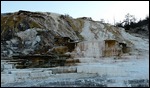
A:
1,1,149,25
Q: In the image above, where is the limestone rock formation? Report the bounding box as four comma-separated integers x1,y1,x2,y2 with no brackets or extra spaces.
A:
1,10,147,58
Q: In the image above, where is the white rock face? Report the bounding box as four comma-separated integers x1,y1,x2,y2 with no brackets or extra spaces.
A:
74,41,104,58
80,21,115,41
16,29,37,41
80,21,93,40
73,21,116,59
73,19,149,59
10,28,41,55
119,28,149,50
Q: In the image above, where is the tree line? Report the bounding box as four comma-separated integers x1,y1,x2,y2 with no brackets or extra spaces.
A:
115,13,149,30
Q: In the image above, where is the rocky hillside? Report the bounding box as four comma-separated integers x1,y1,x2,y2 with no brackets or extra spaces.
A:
128,24,149,39
1,10,83,57
1,10,148,58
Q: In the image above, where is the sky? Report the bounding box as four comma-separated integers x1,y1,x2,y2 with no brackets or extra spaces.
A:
1,1,149,25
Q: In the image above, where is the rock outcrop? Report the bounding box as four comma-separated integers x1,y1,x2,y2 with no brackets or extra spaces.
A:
1,10,147,58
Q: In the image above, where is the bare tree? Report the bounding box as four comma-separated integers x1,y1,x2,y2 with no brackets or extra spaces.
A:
124,13,136,25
